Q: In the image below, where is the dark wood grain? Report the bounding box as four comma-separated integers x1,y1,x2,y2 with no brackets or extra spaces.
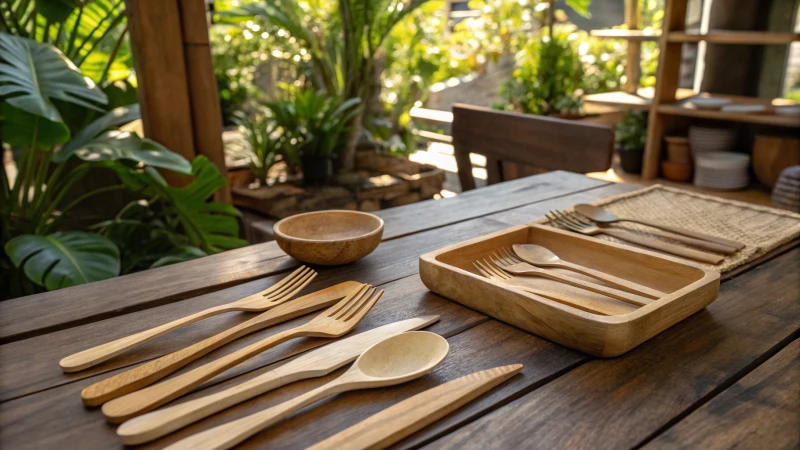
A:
0,320,583,450
0,171,607,344
0,182,630,402
424,248,800,450
644,339,800,450
452,104,614,191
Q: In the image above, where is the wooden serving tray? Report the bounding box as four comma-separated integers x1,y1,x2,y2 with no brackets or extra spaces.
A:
419,224,720,357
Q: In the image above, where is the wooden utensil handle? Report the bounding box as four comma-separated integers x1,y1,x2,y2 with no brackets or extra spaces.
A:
630,219,744,251
641,228,738,254
102,329,299,423
532,269,652,306
61,305,229,373
559,260,665,299
164,379,348,450
509,282,635,316
117,371,285,445
81,317,254,407
601,228,725,265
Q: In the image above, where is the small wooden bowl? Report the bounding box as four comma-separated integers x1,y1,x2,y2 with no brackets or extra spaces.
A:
274,210,384,265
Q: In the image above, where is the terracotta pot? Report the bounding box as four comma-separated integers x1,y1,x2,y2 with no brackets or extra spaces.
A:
665,136,691,164
661,160,693,182
752,135,800,188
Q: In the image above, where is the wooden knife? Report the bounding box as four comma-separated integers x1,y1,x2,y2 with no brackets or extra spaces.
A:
116,315,441,445
81,281,362,406
307,364,523,450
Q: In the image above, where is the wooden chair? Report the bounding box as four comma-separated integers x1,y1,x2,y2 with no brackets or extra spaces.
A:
452,104,614,191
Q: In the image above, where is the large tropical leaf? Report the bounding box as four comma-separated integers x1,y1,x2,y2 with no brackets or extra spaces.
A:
56,103,141,161
0,32,107,122
69,130,193,174
565,0,592,18
159,156,247,252
36,0,80,23
150,246,208,269
0,103,70,149
5,231,120,291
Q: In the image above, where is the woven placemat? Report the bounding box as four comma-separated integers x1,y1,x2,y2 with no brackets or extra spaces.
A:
538,184,800,273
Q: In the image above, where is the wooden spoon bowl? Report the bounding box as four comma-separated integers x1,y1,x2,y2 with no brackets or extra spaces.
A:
274,210,384,265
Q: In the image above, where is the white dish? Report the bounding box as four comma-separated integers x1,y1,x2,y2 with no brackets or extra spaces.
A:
774,105,800,116
720,103,767,114
689,97,732,109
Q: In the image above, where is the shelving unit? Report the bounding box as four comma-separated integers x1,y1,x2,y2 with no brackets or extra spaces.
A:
589,29,661,41
641,0,800,180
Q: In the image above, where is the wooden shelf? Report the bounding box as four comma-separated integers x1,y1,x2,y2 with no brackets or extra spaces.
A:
590,29,662,42
657,95,800,127
583,88,696,111
667,31,800,45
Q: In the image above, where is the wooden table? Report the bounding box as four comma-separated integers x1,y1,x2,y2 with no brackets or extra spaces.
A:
1,171,798,450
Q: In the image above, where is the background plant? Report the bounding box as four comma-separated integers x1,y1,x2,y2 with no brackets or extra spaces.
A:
0,30,243,299
615,111,648,150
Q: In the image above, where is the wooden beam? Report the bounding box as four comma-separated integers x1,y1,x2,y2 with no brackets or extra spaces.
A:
125,0,195,186
624,0,641,94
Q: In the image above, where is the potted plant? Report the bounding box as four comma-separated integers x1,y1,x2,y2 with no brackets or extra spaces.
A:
228,107,296,187
615,111,648,174
266,90,360,185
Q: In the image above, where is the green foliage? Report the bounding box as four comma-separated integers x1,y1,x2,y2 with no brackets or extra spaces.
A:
265,90,361,158
230,108,291,183
615,111,648,150
496,26,584,116
1,34,241,299
5,231,120,291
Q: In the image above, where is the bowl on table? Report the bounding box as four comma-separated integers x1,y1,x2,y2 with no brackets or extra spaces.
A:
274,210,384,265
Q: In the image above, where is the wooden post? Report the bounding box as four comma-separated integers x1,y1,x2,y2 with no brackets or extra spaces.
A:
624,0,641,94
126,0,230,201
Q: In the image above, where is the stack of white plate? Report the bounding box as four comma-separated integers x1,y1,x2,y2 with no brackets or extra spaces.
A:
689,126,737,154
694,152,750,190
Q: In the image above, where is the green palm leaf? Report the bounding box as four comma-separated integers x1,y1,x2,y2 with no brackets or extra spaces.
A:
5,231,120,291
0,32,107,122
70,130,193,174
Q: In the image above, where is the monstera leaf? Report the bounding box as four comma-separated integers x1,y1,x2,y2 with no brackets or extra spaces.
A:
5,231,120,291
57,104,141,160
69,130,192,174
160,157,248,252
0,32,107,122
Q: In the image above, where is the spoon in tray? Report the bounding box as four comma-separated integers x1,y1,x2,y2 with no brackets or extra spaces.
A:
512,244,665,299
162,331,450,450
573,204,743,254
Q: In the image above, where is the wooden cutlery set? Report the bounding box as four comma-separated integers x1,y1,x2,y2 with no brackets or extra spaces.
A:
61,268,521,449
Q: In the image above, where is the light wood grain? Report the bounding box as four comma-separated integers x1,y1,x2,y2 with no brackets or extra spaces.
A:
163,332,449,450
59,267,316,373
512,244,666,298
420,223,720,357
116,316,441,445
667,31,800,44
308,364,522,450
79,282,361,407
274,211,384,266
101,286,382,422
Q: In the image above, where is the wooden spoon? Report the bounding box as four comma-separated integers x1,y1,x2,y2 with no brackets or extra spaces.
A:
163,331,449,450
574,204,744,253
512,244,665,299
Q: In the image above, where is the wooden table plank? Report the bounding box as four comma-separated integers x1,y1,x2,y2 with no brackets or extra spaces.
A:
0,172,607,344
0,275,485,403
424,248,800,450
644,339,800,450
0,182,632,402
0,320,584,450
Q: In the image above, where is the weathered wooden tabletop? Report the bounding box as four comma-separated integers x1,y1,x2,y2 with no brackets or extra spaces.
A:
1,171,798,450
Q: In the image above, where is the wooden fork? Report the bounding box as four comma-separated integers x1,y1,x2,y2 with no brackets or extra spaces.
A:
489,251,652,306
101,284,384,423
60,266,317,373
546,210,725,265
473,260,637,316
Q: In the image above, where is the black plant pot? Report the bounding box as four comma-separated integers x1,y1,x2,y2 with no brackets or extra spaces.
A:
617,146,644,174
300,153,334,186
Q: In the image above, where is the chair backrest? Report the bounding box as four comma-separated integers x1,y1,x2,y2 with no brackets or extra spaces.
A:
451,104,614,191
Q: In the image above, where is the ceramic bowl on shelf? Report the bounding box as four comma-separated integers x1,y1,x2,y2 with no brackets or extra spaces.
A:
665,136,691,164
688,97,732,110
274,210,384,265
662,160,693,182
